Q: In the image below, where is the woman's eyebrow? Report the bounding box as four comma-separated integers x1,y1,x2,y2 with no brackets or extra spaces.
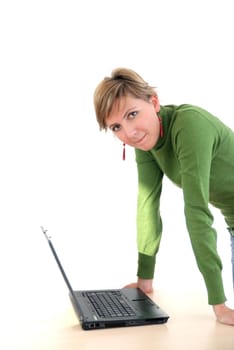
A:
107,106,137,129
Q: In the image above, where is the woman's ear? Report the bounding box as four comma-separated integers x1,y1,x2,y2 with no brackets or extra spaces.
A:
150,95,160,113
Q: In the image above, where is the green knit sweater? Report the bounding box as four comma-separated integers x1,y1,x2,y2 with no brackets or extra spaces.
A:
135,104,234,305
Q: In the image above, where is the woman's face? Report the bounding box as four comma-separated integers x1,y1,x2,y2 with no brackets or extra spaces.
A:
106,95,161,151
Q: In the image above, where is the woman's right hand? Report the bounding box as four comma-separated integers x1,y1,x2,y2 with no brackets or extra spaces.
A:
124,278,153,294
213,304,234,326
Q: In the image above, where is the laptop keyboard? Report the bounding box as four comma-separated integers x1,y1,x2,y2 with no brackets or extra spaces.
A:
84,290,137,318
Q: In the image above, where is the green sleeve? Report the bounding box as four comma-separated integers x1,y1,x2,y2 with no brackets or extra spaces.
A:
135,149,163,279
173,110,226,305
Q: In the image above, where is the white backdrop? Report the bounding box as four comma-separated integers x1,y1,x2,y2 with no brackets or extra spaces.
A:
0,0,234,316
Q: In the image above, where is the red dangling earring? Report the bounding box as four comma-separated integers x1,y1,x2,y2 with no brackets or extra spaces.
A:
158,115,164,137
122,143,126,160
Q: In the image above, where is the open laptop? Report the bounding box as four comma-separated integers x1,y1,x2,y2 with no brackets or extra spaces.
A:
40,226,169,330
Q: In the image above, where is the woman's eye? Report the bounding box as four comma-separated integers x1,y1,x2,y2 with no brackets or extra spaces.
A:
128,111,137,119
111,124,121,132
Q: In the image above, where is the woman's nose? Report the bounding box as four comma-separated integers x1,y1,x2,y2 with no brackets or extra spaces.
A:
123,124,137,139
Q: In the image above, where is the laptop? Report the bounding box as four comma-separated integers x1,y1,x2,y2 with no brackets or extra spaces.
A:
40,226,169,330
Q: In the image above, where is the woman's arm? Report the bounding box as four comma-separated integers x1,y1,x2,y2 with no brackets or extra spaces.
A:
135,149,164,280
174,110,226,305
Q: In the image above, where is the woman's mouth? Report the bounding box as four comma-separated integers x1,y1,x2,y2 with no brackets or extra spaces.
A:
135,134,146,145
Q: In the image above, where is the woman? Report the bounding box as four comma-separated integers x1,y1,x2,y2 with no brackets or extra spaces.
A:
93,67,234,325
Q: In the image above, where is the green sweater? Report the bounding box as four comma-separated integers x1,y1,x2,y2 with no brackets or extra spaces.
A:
135,104,234,305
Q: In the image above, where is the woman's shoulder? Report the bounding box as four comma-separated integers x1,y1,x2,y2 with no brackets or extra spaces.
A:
171,104,225,129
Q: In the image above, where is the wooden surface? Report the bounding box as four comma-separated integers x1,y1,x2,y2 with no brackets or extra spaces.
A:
2,288,234,350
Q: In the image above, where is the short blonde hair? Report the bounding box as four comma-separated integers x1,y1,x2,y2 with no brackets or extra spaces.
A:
94,68,157,130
